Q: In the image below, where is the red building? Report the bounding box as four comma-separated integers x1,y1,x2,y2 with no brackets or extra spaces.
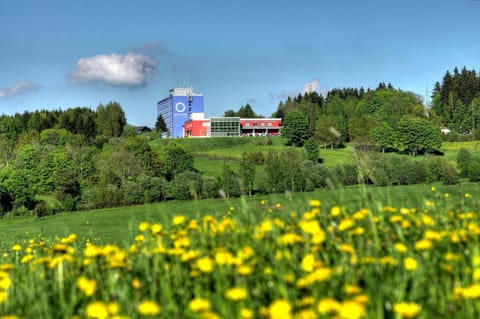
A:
184,119,210,137
240,118,282,136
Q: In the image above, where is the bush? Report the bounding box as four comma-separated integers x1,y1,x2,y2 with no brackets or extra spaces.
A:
334,163,359,186
457,148,473,177
425,157,446,182
443,164,459,185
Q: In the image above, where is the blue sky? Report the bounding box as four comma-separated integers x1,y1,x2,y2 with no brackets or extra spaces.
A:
1,0,479,126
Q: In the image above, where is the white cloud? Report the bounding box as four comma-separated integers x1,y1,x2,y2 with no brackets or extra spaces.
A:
0,80,41,99
69,53,158,87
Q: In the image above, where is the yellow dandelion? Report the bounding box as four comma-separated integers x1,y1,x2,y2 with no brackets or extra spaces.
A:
414,239,433,250
338,301,365,319
76,276,97,297
150,223,162,234
11,244,21,252
236,264,253,276
394,243,408,253
330,205,342,217
0,291,8,304
240,308,254,319
189,298,211,312
404,257,418,271
137,300,161,316
301,254,315,272
309,199,321,207
299,220,322,234
338,218,355,231
317,298,341,314
138,221,150,232
86,301,109,319
196,257,214,273
268,299,292,319
225,287,248,301
172,215,187,225
393,302,421,318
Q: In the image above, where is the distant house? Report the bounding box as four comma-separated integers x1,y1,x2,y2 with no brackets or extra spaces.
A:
441,127,451,134
135,126,152,134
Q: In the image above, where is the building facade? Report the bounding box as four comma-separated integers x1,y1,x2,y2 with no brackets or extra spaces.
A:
183,117,282,137
157,87,204,138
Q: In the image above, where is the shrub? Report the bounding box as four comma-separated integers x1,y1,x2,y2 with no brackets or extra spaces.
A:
457,148,473,177
443,164,459,185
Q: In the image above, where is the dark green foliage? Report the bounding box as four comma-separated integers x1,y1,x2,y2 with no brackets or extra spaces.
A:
456,148,473,177
96,101,127,139
334,163,359,186
371,122,396,152
217,162,241,198
282,111,312,146
155,114,168,134
397,160,421,185
170,171,204,200
59,107,97,138
240,152,256,195
303,138,320,162
396,116,441,155
443,165,459,185
164,142,194,180
223,103,260,118
466,157,480,182
432,67,480,132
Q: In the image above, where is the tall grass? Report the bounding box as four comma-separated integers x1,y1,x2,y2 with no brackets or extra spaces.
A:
1,183,480,317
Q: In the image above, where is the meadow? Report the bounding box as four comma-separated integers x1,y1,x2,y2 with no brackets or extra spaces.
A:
2,182,480,318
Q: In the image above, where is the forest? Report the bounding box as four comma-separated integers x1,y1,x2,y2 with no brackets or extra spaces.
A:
0,67,479,217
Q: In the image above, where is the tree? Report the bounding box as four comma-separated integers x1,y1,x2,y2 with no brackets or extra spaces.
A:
155,114,168,134
396,116,441,155
315,115,342,149
239,152,256,195
303,138,320,162
96,102,126,139
371,122,396,152
59,107,97,138
164,142,194,180
281,111,312,146
237,103,258,118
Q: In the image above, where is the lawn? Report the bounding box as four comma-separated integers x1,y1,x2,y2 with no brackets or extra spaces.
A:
2,182,480,317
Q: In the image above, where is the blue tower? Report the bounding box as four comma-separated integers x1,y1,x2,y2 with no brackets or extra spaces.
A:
157,87,204,138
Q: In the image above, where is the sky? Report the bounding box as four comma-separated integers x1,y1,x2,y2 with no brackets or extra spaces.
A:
0,0,479,127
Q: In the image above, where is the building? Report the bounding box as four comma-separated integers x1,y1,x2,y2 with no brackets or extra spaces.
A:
157,87,204,138
240,118,282,136
183,117,282,137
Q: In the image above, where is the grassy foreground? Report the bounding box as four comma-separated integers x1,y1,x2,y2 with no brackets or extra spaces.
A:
1,183,480,318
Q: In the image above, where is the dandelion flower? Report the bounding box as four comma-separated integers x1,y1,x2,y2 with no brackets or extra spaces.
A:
137,300,161,316
404,257,418,271
268,299,292,319
338,301,365,319
317,298,341,314
76,276,97,297
393,302,421,317
196,257,214,273
188,298,211,312
225,287,248,301
86,301,109,319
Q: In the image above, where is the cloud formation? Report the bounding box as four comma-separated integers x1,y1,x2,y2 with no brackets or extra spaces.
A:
0,80,41,99
69,53,157,88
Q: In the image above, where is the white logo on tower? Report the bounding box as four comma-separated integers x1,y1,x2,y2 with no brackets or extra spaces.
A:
175,102,186,113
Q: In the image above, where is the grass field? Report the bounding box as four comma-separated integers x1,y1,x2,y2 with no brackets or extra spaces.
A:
1,182,479,246
2,183,480,317
150,137,480,177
